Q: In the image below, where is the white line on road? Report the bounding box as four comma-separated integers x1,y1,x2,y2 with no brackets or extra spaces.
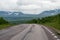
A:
57,39,60,40
52,33,55,36
54,36,58,38
42,25,60,40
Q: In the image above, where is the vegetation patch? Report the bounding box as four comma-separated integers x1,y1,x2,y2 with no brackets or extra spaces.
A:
0,17,11,30
27,14,60,30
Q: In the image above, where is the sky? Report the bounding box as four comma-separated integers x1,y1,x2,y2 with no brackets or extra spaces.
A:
0,0,60,14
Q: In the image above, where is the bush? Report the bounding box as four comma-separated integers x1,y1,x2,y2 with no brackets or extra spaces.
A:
0,17,9,24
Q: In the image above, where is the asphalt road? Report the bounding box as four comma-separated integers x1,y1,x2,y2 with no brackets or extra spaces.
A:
0,24,60,40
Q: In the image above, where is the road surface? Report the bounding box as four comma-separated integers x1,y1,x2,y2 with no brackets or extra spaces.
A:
0,24,60,40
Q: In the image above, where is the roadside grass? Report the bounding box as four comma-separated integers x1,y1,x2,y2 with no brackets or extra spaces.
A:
43,22,60,30
41,14,60,35
43,14,60,30
43,21,60,35
27,14,60,35
0,24,11,30
0,17,15,30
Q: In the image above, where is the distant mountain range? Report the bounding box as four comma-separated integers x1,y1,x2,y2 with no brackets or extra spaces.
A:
0,9,60,17
0,11,24,17
0,9,60,21
38,9,60,17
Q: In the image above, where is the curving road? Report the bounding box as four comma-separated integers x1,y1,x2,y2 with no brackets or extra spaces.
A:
0,24,60,40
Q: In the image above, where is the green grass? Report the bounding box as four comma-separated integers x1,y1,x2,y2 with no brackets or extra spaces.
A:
0,24,11,30
43,22,60,30
0,17,13,30
43,21,60,35
27,14,60,30
43,14,60,30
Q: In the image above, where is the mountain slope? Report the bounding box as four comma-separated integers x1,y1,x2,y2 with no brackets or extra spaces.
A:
0,9,60,17
0,11,9,17
0,11,24,17
27,14,60,30
42,14,60,30
38,9,60,17
0,9,60,21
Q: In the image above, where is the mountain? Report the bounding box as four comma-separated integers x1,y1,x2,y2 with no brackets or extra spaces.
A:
0,11,24,17
0,9,60,21
0,9,60,17
0,11,37,17
8,12,24,17
0,11,9,17
38,9,60,17
0,11,38,21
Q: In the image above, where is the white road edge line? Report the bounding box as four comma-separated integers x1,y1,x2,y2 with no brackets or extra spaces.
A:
57,39,60,40
52,33,55,36
54,36,58,38
42,25,60,40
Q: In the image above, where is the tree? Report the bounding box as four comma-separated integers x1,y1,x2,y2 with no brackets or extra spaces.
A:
0,17,9,24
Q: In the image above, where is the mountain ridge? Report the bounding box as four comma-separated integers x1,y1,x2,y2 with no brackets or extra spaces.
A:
0,9,60,21
0,9,60,17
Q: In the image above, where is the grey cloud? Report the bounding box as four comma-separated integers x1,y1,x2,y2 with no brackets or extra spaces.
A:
0,0,60,14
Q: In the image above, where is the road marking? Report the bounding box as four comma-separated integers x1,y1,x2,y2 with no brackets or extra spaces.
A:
57,39,60,40
42,26,53,34
10,25,33,40
54,36,58,38
42,25,60,40
52,33,55,36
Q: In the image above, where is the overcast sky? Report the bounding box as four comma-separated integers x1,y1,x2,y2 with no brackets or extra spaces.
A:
0,0,60,14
